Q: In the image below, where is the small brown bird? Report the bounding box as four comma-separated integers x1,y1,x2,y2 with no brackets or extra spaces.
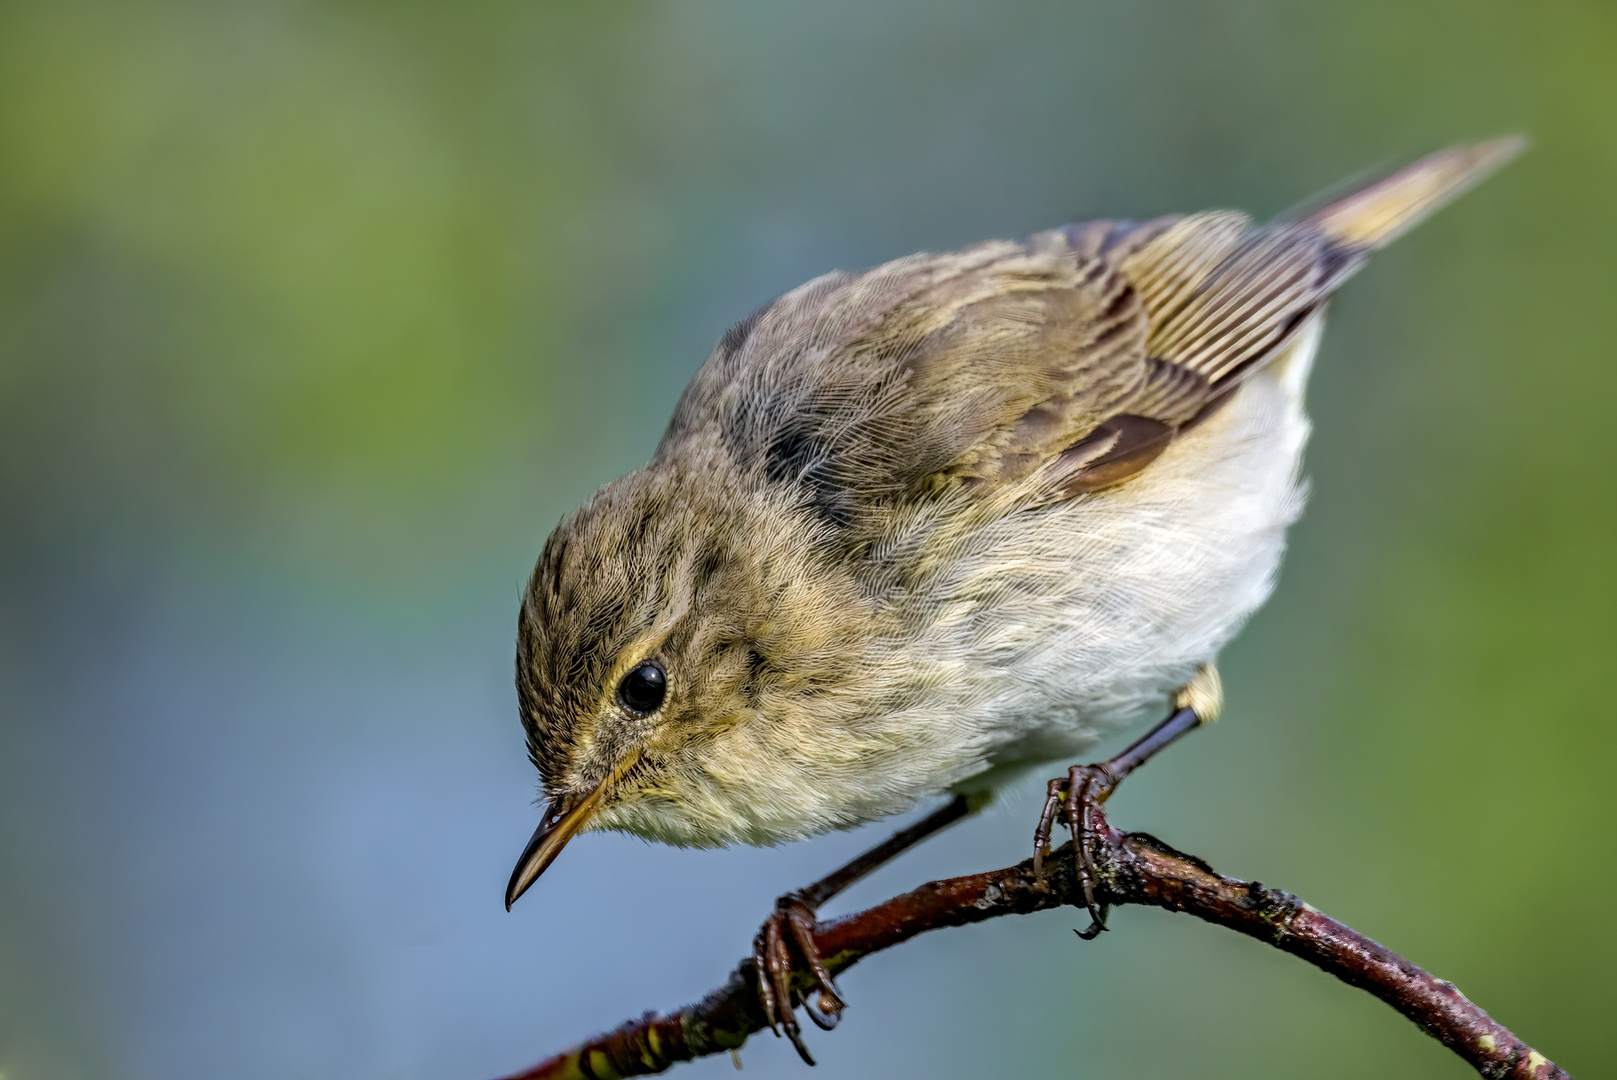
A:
504,139,1521,1060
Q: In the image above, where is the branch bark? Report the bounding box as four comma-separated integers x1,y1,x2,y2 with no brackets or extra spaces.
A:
497,817,1567,1080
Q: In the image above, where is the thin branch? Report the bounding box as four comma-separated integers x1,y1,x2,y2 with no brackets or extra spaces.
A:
497,814,1568,1080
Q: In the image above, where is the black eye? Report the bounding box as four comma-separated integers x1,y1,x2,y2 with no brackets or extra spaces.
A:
617,660,667,714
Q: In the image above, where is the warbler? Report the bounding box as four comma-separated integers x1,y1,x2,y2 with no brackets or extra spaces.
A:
503,139,1521,1056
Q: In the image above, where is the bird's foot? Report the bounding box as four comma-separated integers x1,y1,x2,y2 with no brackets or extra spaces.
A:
751,892,845,1065
1033,763,1121,939
1031,679,1219,936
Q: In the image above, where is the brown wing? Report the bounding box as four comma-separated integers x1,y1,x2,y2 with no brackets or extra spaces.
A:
953,138,1524,500
657,139,1522,526
910,206,1355,500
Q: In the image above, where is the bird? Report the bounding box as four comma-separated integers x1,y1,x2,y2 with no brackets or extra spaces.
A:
503,138,1522,1061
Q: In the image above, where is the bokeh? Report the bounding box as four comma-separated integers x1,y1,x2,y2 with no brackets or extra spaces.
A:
2,2,1613,1078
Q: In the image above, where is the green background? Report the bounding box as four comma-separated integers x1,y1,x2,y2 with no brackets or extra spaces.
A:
2,2,1612,1078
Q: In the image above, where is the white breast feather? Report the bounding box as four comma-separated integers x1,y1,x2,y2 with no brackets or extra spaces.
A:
935,314,1322,791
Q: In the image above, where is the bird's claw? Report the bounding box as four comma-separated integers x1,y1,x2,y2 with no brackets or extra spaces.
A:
1033,763,1119,936
751,892,845,1065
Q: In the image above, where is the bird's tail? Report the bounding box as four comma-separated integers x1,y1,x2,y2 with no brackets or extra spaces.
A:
1296,136,1526,250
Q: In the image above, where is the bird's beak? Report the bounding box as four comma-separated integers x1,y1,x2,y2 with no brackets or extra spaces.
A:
504,783,606,910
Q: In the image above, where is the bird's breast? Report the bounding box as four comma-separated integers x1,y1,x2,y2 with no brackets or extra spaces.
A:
896,318,1320,783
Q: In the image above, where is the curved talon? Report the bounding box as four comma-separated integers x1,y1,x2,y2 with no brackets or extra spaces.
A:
751,924,782,1036
1032,777,1064,881
783,900,845,1013
1033,699,1211,938
1029,762,1120,936
750,893,841,1065
767,918,799,1052
784,1023,815,1067
1069,762,1118,933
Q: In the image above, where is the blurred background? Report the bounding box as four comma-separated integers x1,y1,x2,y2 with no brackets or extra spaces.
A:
2,2,1613,1078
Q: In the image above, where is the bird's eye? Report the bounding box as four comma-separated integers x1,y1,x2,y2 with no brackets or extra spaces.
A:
617,660,667,714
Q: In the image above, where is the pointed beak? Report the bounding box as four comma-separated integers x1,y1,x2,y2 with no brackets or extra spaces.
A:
504,783,606,910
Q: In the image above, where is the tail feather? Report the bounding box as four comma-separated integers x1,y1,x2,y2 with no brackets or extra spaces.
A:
1299,136,1526,250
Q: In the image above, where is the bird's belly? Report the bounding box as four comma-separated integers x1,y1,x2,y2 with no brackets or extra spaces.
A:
932,349,1314,788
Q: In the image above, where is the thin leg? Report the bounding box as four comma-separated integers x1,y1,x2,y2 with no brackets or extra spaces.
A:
800,793,974,906
754,793,976,1064
1104,702,1206,780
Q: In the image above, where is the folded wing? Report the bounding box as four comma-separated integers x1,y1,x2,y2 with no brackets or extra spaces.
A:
657,138,1522,529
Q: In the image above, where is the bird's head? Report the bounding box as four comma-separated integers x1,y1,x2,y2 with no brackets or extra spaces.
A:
504,463,882,909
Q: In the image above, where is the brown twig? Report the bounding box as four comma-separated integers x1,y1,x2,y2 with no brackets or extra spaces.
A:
496,815,1568,1080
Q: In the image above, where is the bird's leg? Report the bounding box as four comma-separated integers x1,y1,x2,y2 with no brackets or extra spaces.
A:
752,793,977,1064
1035,664,1223,938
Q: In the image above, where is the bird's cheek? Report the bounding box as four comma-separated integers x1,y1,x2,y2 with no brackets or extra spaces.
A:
657,711,750,767
589,710,652,759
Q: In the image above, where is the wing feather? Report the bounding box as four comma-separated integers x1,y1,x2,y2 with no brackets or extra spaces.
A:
657,140,1522,527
